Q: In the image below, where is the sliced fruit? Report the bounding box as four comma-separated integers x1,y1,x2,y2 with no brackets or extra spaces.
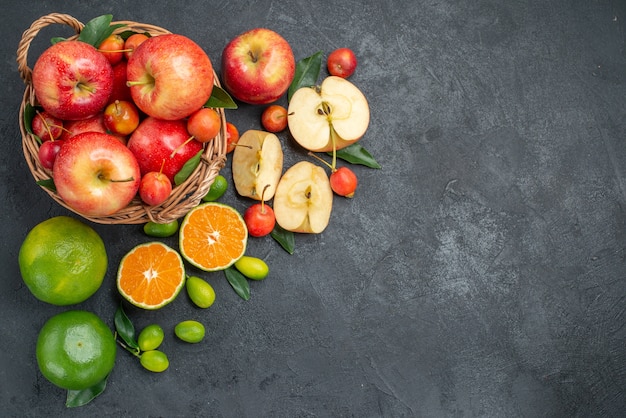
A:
273,161,333,233
232,129,283,201
287,76,370,152
117,242,186,310
179,203,248,271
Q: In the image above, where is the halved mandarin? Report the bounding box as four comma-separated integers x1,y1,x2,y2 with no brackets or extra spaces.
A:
117,242,185,310
179,203,248,271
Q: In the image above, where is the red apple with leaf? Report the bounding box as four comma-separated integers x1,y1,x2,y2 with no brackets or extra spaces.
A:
52,132,140,216
32,40,113,121
127,116,203,183
126,34,214,120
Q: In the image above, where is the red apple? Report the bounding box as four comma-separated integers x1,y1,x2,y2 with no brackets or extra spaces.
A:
126,34,214,120
221,28,295,104
32,40,113,120
327,48,357,78
127,116,203,183
225,122,239,154
53,132,141,216
139,171,172,206
103,100,140,136
124,33,148,60
109,61,133,103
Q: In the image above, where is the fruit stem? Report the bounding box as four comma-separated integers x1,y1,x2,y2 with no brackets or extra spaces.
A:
260,184,270,213
77,82,96,94
308,152,335,172
170,136,196,159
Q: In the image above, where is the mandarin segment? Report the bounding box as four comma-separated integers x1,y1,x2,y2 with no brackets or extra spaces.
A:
117,242,185,310
179,203,248,271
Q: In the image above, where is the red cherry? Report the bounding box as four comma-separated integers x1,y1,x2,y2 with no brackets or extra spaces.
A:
243,185,276,237
329,166,358,198
139,170,172,206
327,48,358,78
38,139,65,170
261,105,288,133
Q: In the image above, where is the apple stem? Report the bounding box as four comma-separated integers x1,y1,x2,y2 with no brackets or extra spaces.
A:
77,82,96,94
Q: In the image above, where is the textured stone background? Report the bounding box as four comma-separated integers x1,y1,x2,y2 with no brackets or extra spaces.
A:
1,1,624,416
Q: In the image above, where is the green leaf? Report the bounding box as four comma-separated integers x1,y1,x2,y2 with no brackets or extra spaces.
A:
204,85,238,109
66,376,108,407
270,224,295,254
50,37,67,45
174,149,203,185
114,304,139,351
288,51,323,101
225,267,250,300
329,143,381,169
23,103,37,136
36,178,56,192
117,30,150,41
77,15,126,47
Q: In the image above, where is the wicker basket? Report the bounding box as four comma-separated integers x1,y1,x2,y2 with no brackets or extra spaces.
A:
16,13,227,225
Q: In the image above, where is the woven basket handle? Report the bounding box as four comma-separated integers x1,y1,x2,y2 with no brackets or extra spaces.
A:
16,13,84,83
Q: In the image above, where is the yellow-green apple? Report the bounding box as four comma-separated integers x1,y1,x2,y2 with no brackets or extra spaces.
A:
232,130,283,200
52,132,140,216
127,116,203,183
221,28,295,104
273,161,333,233
287,76,369,152
32,40,113,121
126,34,214,120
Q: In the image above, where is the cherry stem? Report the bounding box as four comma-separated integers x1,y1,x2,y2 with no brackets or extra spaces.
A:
308,152,336,173
170,136,195,159
259,184,270,213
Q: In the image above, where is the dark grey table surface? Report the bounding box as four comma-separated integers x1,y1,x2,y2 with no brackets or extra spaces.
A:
1,1,625,417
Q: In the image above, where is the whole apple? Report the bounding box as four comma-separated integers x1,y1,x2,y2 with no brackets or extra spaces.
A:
327,48,358,78
126,34,214,120
53,132,141,217
32,40,113,121
221,28,295,105
127,116,203,183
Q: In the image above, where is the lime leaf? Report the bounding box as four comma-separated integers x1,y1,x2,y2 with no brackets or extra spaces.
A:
77,14,126,47
204,85,238,109
66,376,108,408
225,267,250,300
174,149,203,185
114,304,139,351
288,51,322,101
36,178,56,192
270,224,295,254
328,143,381,169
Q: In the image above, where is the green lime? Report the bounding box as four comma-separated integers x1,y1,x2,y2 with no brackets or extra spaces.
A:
36,310,116,390
234,256,269,280
202,175,228,201
174,320,205,343
19,216,108,306
185,276,216,308
137,324,164,352
140,350,169,373
143,220,179,237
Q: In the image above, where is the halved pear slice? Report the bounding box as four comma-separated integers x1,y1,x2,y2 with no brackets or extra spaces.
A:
232,130,283,200
287,76,370,152
273,161,333,233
